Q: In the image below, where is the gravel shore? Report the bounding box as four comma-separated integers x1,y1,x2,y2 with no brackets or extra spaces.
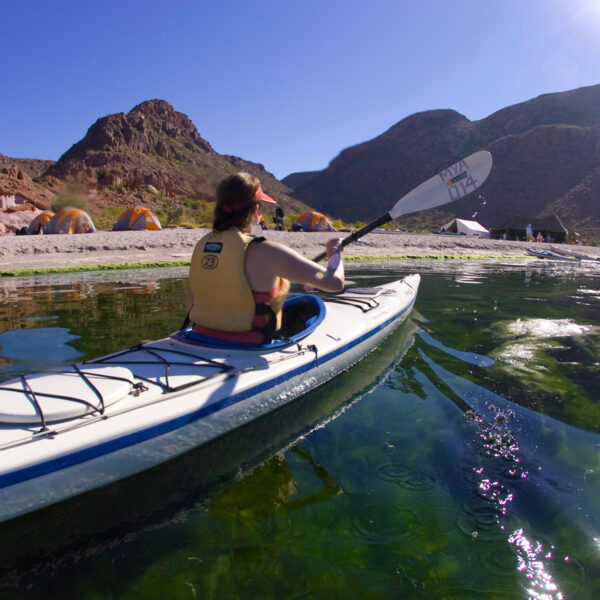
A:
1,228,597,272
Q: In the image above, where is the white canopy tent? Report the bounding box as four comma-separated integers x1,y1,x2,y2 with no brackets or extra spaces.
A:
441,218,489,238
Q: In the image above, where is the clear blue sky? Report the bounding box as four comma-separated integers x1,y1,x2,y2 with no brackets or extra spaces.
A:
2,0,599,179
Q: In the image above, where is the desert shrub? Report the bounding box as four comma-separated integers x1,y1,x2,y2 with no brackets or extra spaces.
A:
286,214,299,229
92,206,123,230
181,196,214,226
156,193,183,227
51,189,89,212
378,221,400,230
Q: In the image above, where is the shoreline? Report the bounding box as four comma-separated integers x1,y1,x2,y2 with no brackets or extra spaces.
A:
1,228,598,276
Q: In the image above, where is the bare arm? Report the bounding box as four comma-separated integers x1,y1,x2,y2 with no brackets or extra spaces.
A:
246,238,344,293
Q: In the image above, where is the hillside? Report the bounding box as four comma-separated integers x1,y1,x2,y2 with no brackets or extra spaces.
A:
0,154,55,179
0,100,309,233
289,85,600,242
44,100,308,216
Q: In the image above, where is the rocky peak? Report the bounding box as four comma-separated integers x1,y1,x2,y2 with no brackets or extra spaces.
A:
55,99,213,164
126,100,214,154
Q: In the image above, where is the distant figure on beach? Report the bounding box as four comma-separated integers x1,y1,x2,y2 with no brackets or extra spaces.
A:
536,232,544,243
526,224,533,242
186,172,344,345
274,206,285,230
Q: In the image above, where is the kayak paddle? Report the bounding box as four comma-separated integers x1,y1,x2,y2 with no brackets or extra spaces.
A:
312,150,493,262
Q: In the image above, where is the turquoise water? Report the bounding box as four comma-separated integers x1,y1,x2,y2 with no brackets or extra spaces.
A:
0,260,599,599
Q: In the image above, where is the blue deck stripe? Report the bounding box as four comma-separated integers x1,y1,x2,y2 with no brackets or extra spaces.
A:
0,298,414,490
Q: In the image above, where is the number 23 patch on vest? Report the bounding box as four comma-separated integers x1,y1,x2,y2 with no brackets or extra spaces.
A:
202,242,222,269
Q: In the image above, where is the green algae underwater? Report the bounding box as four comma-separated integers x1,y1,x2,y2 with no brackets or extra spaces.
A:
0,259,599,599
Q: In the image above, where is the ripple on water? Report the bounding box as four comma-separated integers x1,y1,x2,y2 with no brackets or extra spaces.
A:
349,546,474,600
349,548,433,599
546,552,588,599
444,455,485,492
457,501,524,543
478,540,519,578
374,463,437,491
351,502,424,545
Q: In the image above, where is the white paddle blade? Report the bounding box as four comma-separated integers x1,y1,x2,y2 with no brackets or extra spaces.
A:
390,150,493,219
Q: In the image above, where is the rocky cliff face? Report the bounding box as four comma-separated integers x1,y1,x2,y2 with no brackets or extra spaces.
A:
43,100,219,201
0,164,54,210
290,84,600,241
41,99,307,214
0,154,55,179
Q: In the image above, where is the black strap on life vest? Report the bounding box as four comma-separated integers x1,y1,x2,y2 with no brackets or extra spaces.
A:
253,302,277,344
248,236,278,344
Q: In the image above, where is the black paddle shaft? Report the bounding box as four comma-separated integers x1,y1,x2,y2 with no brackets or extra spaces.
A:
312,212,393,262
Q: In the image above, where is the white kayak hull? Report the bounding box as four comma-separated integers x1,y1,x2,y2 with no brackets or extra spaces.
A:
0,275,420,523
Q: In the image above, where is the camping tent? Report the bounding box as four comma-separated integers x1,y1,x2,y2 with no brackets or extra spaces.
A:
26,211,55,235
293,211,337,232
46,207,96,234
441,218,489,238
491,215,568,243
113,206,162,231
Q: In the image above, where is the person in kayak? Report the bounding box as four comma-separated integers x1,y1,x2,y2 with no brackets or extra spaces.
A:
187,172,344,345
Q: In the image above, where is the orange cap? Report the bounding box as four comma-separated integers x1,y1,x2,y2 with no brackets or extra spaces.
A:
252,185,277,205
222,185,277,213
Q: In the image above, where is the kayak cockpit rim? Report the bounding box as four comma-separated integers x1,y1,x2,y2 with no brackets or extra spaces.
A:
172,293,327,351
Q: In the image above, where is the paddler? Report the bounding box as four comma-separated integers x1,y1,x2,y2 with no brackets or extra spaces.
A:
187,172,344,345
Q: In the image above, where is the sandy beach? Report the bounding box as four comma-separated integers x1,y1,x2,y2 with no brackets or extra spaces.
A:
1,228,598,273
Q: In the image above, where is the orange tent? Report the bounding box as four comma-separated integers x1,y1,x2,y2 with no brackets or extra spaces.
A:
26,211,55,235
294,211,337,232
46,207,96,234
113,206,162,231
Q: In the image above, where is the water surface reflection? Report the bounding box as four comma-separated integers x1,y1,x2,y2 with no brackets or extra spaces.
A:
0,260,599,599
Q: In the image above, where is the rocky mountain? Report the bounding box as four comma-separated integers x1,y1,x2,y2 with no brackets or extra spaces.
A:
287,84,600,242
42,99,307,215
281,170,320,191
0,100,309,233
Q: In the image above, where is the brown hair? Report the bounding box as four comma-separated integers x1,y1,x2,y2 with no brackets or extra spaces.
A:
213,172,260,232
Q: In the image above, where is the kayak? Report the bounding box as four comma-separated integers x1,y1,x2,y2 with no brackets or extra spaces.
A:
526,248,579,262
0,275,420,523
549,245,600,262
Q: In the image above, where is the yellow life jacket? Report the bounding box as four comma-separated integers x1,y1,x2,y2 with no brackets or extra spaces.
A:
188,228,289,336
